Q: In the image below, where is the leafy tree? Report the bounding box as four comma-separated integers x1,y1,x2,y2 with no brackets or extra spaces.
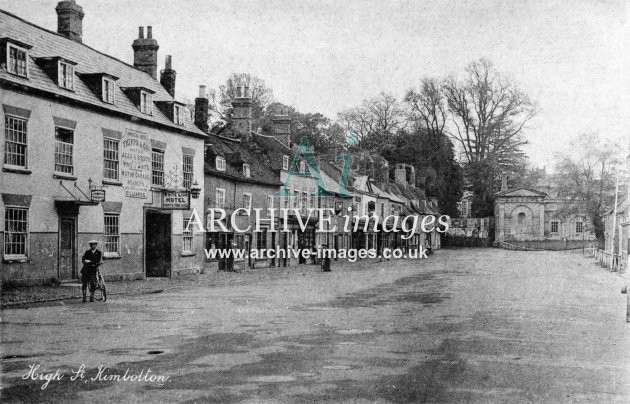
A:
552,132,624,240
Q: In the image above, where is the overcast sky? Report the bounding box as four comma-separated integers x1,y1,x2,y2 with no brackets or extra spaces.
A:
2,0,628,167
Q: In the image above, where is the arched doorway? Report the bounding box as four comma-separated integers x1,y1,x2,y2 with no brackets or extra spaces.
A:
511,206,534,240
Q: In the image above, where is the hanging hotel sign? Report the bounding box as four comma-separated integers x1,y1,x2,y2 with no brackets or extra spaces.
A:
120,129,152,199
162,190,190,210
90,189,106,203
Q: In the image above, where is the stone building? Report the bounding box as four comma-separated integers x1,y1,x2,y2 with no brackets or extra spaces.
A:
494,175,596,247
1,3,206,285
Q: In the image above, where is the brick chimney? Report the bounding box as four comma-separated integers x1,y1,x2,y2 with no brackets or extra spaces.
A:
160,55,176,97
55,0,84,43
232,86,252,140
194,85,209,133
408,165,416,188
501,172,509,191
132,26,159,79
394,164,407,188
271,108,291,147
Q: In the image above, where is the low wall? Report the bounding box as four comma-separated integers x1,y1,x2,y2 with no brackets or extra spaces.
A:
500,239,597,251
442,235,492,248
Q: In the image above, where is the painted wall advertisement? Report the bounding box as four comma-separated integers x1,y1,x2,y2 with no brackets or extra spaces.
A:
120,129,151,199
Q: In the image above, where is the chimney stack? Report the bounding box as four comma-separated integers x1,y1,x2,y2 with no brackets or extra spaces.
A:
501,172,509,191
271,108,291,147
394,164,407,188
194,85,209,133
232,85,252,140
160,55,176,97
55,0,84,43
408,165,416,189
132,26,159,79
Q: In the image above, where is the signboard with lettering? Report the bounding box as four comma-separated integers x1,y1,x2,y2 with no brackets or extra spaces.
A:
162,191,190,210
90,189,106,203
120,129,152,199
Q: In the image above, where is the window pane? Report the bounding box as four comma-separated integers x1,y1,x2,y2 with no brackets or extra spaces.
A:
183,154,193,189
9,45,28,77
104,214,119,253
4,116,28,168
103,79,115,103
4,207,28,256
152,149,164,186
59,62,73,89
103,138,119,180
216,189,225,207
54,127,74,174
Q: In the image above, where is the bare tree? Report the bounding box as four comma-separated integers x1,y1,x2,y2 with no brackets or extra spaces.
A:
404,77,447,146
214,73,274,122
337,92,406,150
552,132,624,239
442,58,537,165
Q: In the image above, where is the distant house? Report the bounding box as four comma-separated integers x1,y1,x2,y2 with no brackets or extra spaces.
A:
603,196,630,261
494,174,596,248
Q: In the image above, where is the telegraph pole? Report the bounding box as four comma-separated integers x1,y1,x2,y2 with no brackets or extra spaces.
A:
611,175,619,270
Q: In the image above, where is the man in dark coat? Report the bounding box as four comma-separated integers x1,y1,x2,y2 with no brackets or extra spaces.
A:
81,240,102,302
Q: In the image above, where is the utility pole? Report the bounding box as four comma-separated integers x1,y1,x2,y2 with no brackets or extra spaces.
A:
611,175,619,270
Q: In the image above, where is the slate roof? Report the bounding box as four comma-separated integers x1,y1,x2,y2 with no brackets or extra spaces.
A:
607,195,630,216
252,132,292,172
204,130,282,187
351,175,371,193
371,182,405,204
0,10,206,138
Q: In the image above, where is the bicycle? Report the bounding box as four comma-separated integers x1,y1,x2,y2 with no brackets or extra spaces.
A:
92,264,107,302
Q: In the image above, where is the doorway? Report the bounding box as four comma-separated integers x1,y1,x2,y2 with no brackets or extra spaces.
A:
270,232,276,267
145,211,171,277
58,216,77,280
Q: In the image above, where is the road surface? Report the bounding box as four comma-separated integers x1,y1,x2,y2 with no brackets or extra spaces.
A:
1,249,629,403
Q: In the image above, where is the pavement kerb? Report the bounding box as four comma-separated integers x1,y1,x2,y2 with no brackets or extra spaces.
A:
1,289,165,308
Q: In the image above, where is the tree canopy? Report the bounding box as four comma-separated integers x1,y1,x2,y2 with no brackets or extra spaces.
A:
552,132,625,239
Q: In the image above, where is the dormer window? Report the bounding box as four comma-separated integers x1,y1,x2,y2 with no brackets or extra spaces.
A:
216,156,226,171
77,72,119,104
140,91,152,115
243,163,250,178
102,77,115,104
123,87,155,115
57,60,74,90
174,104,185,125
6,42,29,78
282,155,289,170
299,160,306,174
